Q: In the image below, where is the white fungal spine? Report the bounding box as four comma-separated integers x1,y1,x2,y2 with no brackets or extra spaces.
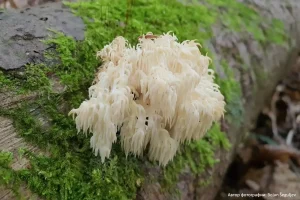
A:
69,32,225,166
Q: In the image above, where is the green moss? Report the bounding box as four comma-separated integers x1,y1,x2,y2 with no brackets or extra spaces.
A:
1,103,142,200
209,0,286,45
18,150,140,200
0,151,21,198
0,64,51,94
216,60,244,125
162,123,231,190
0,151,14,185
0,71,14,88
0,0,287,199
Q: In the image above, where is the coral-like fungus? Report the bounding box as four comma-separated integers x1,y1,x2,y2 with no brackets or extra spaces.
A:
69,32,225,166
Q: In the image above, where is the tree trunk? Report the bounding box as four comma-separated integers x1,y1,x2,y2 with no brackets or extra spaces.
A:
1,1,300,200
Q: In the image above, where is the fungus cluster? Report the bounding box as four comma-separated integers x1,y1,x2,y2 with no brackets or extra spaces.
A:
69,32,225,166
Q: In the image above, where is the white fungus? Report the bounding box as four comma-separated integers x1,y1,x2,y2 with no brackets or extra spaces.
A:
69,32,226,166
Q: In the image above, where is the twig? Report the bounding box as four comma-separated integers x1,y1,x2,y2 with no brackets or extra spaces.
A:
286,129,294,146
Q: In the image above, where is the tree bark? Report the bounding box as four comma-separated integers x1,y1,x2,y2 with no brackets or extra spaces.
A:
1,0,300,200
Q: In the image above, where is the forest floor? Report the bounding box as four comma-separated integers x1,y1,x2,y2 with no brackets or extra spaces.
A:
217,57,300,199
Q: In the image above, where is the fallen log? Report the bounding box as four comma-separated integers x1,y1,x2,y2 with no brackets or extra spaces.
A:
0,0,300,200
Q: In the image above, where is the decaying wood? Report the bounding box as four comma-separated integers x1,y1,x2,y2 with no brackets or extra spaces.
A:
1,0,300,200
0,116,44,200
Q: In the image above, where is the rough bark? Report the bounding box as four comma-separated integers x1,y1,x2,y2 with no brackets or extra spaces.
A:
0,1,300,200
0,2,84,70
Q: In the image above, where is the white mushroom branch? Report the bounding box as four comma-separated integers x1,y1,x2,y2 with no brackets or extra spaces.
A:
69,32,226,166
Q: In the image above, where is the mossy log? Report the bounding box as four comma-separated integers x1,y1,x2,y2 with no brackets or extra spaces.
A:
0,0,300,200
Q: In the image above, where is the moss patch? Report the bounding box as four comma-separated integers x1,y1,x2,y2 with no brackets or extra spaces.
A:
0,151,18,189
162,123,231,190
0,0,287,199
